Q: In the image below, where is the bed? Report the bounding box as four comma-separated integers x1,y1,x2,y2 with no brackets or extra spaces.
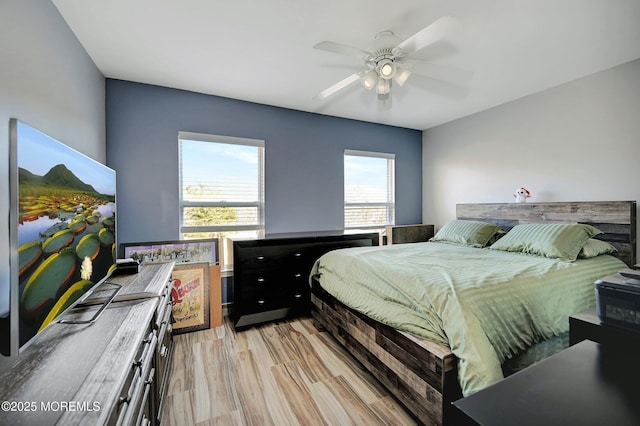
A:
310,201,636,425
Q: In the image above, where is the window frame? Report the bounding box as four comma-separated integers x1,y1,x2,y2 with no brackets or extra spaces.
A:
178,131,265,268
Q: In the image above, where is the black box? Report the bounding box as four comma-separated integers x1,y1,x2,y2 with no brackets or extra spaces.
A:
112,258,140,275
596,273,640,333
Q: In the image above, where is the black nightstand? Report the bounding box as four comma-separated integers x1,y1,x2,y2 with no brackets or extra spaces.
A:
452,340,640,426
569,308,640,349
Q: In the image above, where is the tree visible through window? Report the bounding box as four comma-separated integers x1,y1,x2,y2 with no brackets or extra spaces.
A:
344,149,395,233
179,132,264,269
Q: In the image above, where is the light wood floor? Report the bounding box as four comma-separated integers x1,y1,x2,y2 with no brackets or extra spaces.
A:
162,315,416,425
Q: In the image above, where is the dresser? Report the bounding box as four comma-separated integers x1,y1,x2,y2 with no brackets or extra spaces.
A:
0,263,174,425
232,231,379,329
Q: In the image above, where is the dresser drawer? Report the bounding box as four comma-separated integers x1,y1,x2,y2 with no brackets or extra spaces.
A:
237,268,307,289
114,330,156,425
240,272,308,295
235,244,316,273
241,293,289,313
238,286,310,318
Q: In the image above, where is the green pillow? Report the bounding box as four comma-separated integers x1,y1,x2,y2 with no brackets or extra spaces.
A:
430,220,501,248
578,239,617,259
489,223,602,261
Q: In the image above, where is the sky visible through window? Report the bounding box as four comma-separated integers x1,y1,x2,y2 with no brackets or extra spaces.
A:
181,140,258,201
344,155,388,202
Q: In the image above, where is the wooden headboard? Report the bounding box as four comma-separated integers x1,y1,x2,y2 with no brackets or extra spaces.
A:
456,201,637,267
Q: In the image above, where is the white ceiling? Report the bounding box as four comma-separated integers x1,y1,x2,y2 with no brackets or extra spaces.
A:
52,0,640,130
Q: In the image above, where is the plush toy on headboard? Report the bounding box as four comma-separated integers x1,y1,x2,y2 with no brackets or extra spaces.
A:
513,187,531,203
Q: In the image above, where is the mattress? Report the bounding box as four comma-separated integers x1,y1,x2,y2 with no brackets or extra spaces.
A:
310,241,625,396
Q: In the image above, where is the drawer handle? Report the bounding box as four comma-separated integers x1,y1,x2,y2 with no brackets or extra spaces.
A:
294,293,302,299
294,273,302,278
294,253,302,257
145,368,155,386
257,277,265,283
257,299,265,305
256,256,265,261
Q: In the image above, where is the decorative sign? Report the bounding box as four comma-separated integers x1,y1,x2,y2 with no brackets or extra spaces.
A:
171,262,210,334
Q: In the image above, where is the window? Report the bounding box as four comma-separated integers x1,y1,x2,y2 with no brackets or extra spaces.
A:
179,132,264,270
344,149,395,233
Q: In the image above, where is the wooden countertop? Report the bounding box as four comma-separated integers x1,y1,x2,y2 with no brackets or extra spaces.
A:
93,261,175,300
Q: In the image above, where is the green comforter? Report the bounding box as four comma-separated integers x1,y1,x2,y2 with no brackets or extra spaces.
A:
310,242,625,396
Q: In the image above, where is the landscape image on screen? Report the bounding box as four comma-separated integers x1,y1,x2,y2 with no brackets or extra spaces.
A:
16,121,116,347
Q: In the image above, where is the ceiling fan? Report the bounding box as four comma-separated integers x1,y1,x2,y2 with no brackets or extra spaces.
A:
313,16,462,110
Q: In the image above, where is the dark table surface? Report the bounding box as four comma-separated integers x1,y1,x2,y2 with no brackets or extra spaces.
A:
452,339,640,426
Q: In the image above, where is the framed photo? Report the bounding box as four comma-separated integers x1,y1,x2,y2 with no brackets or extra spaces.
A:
171,262,210,334
119,238,218,265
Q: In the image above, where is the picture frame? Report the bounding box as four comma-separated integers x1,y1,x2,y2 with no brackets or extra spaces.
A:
171,262,210,334
119,239,221,330
119,238,218,265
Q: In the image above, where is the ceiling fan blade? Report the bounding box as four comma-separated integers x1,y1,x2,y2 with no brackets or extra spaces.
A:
313,41,373,61
313,72,363,100
395,16,455,56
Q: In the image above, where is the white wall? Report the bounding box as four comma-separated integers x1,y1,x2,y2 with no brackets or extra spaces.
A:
0,0,104,352
423,58,640,257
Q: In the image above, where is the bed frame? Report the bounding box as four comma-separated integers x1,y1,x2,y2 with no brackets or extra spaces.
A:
311,201,636,425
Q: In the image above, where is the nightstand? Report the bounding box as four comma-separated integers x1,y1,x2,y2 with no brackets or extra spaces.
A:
569,308,640,349
384,224,434,244
452,340,640,426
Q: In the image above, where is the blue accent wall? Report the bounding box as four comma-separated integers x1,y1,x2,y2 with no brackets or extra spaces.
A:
106,79,422,245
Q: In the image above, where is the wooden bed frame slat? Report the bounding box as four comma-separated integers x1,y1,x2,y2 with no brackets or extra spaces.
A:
312,201,636,426
311,282,461,425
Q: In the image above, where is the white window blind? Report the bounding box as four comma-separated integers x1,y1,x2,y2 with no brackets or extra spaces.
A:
179,132,264,269
344,149,395,231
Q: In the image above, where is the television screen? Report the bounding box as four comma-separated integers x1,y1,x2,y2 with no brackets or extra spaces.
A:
5,119,116,354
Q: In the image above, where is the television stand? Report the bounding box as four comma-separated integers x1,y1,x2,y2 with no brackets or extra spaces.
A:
0,263,175,425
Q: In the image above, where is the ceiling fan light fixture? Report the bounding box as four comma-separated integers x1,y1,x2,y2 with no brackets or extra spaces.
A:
361,70,377,90
378,59,396,80
394,66,412,86
376,77,391,95
312,15,459,110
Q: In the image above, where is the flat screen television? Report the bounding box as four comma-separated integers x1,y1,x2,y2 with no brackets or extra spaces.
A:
2,119,117,356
